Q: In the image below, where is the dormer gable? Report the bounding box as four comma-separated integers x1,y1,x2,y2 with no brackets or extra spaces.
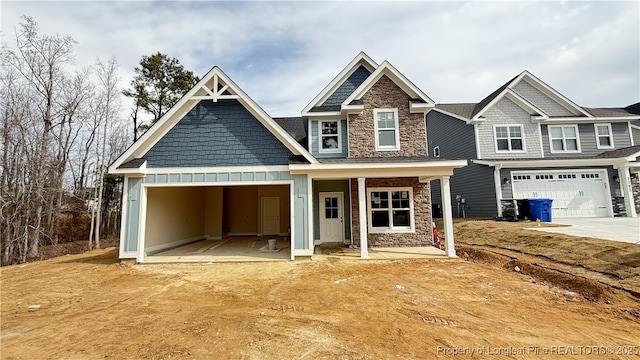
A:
302,52,377,116
343,61,435,115
471,70,592,122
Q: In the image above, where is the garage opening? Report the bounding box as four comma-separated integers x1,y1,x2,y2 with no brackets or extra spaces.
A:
511,170,611,218
143,185,291,262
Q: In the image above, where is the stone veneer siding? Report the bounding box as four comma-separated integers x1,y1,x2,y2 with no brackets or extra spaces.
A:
348,75,427,158
350,177,432,247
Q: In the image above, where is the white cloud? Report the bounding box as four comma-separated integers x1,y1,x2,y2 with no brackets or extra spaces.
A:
2,0,638,117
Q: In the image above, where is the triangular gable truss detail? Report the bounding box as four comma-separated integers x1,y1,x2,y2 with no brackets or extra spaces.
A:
190,73,240,102
301,52,378,115
110,67,318,172
343,60,435,108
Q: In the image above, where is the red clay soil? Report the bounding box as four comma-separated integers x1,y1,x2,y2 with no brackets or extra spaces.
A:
2,247,639,359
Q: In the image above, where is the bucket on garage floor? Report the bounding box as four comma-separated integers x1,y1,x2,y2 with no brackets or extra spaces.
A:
529,198,553,222
268,238,277,250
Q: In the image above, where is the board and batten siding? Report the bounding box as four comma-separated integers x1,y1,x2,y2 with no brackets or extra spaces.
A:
511,80,575,117
426,110,498,217
309,119,348,158
540,122,632,158
143,170,292,184
292,174,310,252
123,176,143,254
312,180,351,241
476,97,543,159
144,99,293,167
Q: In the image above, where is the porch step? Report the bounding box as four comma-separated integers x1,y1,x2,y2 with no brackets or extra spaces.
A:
314,243,345,255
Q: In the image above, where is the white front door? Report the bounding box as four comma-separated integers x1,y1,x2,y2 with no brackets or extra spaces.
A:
511,170,611,218
262,197,280,235
319,192,344,243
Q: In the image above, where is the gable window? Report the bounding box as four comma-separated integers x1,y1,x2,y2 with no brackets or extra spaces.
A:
494,125,524,152
374,108,400,151
367,188,414,233
319,120,341,153
548,125,580,153
595,123,614,149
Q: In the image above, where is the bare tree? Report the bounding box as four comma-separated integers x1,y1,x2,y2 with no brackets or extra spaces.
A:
88,57,121,250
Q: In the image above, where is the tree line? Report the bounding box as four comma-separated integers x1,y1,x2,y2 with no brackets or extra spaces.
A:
1,16,198,265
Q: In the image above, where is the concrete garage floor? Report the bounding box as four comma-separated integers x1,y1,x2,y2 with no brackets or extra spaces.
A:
145,237,449,263
146,237,291,263
528,217,640,244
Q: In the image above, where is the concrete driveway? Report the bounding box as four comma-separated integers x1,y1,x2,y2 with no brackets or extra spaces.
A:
529,217,640,244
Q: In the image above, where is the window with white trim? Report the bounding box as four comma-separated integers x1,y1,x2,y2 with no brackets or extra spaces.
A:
374,108,400,151
319,120,341,153
594,123,614,149
367,188,414,232
494,125,524,152
548,125,580,153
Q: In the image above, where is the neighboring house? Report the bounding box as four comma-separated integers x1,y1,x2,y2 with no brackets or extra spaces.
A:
427,71,640,219
109,52,466,263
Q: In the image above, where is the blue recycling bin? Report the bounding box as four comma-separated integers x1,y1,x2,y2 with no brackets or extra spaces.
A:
528,198,553,222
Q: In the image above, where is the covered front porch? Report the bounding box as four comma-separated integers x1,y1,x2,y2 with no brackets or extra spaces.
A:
292,158,467,258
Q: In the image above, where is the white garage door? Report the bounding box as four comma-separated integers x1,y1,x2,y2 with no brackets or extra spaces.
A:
511,170,611,218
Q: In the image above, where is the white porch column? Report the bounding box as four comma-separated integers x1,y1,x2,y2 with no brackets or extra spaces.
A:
358,177,368,258
493,164,503,217
440,175,456,257
618,166,637,218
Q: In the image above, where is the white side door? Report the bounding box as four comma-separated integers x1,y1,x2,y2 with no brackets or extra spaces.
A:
319,192,344,243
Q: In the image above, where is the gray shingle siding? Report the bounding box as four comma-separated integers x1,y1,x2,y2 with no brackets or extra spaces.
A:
321,65,371,106
144,99,293,167
541,122,632,157
426,110,497,217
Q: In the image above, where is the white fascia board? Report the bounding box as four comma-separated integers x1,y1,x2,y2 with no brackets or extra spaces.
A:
535,116,640,124
472,158,626,168
516,71,593,117
430,108,472,124
109,160,147,175
302,110,342,117
341,105,365,115
409,102,435,114
343,61,435,107
631,124,640,130
301,52,378,114
290,159,467,172
308,114,343,121
289,162,467,179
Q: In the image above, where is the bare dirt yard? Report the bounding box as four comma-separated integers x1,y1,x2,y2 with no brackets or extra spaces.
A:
2,221,640,359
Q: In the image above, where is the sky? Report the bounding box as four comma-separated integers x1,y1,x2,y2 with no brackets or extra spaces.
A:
1,1,639,118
